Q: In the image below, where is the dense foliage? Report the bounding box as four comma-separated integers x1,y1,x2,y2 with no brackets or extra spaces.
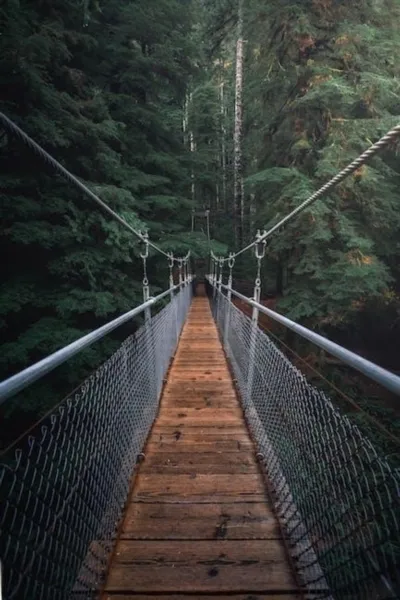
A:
1,0,399,440
0,0,228,435
193,0,400,366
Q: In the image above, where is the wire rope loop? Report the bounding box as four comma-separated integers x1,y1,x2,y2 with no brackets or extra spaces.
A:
143,276,149,287
167,252,174,270
255,277,261,288
140,231,149,260
255,229,267,260
178,259,183,276
228,253,235,270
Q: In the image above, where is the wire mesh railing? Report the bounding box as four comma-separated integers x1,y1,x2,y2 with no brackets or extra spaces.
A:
209,281,400,600
0,283,192,600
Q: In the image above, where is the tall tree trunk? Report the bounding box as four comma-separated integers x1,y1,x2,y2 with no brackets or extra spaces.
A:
219,67,227,212
249,192,256,235
183,92,189,147
190,128,196,205
234,0,244,247
188,92,196,205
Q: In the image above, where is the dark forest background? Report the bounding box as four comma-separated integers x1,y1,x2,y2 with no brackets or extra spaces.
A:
1,0,399,449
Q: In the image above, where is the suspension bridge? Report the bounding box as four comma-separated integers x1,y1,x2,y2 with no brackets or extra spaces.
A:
0,113,399,600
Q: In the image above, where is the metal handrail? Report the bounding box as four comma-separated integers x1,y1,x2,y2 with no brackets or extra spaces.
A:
208,278,400,397
0,283,186,404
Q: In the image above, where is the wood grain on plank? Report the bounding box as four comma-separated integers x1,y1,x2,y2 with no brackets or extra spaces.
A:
122,502,280,540
133,473,267,502
157,407,243,421
141,451,258,473
105,541,295,593
145,440,253,453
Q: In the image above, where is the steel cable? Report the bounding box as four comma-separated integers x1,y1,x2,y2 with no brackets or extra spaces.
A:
220,122,400,261
0,112,189,263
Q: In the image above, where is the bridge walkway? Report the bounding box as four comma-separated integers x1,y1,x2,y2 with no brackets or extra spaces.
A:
103,293,302,599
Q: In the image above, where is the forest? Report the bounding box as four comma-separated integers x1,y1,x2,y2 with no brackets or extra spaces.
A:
1,0,400,448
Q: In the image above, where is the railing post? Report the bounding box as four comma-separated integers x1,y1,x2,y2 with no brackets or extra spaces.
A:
224,253,235,346
246,231,266,402
177,258,183,331
168,253,179,347
216,257,223,326
140,233,158,397
212,256,218,299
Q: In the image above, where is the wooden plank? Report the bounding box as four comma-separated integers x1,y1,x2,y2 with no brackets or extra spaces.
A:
157,408,243,424
152,425,246,435
133,473,267,502
163,382,237,392
167,374,231,382
151,425,248,435
104,595,303,600
121,502,280,540
105,540,296,593
145,440,254,453
141,451,258,474
161,397,236,408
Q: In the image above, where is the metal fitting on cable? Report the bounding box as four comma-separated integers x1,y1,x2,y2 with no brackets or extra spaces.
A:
255,229,267,261
218,257,224,289
168,252,174,288
178,259,183,286
253,230,267,301
183,258,188,285
227,252,235,288
140,231,150,301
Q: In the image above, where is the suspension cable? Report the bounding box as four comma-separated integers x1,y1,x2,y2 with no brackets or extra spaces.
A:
0,111,189,263
220,122,400,261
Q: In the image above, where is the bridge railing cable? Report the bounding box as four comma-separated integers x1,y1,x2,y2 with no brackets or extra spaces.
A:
217,122,400,261
0,112,190,264
207,271,400,600
0,272,192,598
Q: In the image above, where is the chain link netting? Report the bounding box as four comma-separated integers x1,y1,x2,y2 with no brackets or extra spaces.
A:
211,285,400,600
0,284,192,600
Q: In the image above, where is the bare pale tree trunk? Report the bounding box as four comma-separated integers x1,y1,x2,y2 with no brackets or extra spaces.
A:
234,0,244,246
249,192,256,235
220,72,227,212
183,92,189,147
189,120,196,205
185,92,196,205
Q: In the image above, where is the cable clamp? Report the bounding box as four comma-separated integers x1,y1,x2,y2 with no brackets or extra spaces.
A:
255,229,267,260
140,231,149,260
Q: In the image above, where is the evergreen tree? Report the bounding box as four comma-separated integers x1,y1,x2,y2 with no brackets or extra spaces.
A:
242,0,400,329
0,0,208,435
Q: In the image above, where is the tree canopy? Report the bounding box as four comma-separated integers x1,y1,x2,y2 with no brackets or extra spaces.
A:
1,0,399,437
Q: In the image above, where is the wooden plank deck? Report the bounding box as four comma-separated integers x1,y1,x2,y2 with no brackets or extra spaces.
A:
103,294,302,600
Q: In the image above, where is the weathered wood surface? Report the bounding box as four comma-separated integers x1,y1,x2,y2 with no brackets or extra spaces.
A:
103,296,301,599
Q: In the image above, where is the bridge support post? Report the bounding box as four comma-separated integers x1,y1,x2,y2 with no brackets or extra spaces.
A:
246,231,266,403
224,253,235,346
246,288,260,403
169,253,179,349
141,233,158,398
216,258,224,327
212,255,218,300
